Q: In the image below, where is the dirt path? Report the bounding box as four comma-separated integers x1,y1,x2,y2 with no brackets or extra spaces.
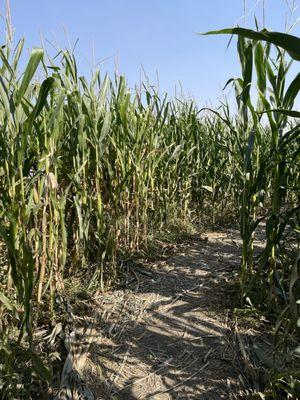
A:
81,230,253,399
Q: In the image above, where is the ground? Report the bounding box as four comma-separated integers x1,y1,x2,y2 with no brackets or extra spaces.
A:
64,228,263,400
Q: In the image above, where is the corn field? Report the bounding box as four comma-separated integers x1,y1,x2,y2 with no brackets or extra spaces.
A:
0,25,299,399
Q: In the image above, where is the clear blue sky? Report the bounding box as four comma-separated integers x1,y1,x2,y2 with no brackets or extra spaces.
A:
3,0,300,107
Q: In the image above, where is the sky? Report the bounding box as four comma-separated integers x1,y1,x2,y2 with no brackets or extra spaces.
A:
2,0,300,108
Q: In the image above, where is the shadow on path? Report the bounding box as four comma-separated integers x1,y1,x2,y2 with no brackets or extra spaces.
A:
79,230,255,399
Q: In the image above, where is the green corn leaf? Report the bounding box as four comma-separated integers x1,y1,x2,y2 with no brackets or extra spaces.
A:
12,38,25,72
201,27,300,61
266,60,277,97
0,292,19,319
32,77,55,118
0,75,12,117
283,73,300,109
26,77,55,131
237,35,246,70
259,108,300,118
0,46,15,76
242,42,253,106
254,42,266,110
16,48,44,104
